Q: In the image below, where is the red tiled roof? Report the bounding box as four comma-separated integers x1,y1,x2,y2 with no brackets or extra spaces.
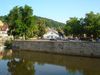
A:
1,24,8,31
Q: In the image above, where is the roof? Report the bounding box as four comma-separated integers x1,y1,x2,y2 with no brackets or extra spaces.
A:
1,24,8,31
0,21,8,31
0,21,3,27
43,28,59,38
46,28,58,34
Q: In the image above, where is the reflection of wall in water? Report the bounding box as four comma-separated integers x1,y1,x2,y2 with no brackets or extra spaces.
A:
12,50,100,75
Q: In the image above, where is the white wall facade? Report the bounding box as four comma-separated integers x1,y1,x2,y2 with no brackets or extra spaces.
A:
43,31,59,39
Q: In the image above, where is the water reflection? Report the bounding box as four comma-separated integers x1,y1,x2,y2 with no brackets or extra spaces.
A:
12,51,100,75
0,60,10,75
35,62,68,75
34,63,83,75
0,50,100,75
6,58,83,75
7,58,34,75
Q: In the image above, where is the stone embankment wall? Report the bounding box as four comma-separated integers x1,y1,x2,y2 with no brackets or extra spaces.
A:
12,40,100,57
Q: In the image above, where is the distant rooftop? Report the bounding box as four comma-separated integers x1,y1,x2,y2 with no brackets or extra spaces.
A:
0,20,8,31
0,20,3,27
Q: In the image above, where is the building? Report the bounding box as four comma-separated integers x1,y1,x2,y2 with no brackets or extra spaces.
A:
43,28,60,40
0,20,9,41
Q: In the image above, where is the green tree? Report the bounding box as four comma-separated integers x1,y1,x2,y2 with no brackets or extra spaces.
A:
19,5,34,39
7,6,22,39
37,19,46,38
34,16,65,29
7,5,35,39
63,25,72,36
64,17,83,37
84,12,100,39
0,15,8,22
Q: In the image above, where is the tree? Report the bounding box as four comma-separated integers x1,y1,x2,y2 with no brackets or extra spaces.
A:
7,6,22,39
84,12,100,39
0,15,8,22
63,25,72,36
37,19,46,38
34,16,65,29
20,5,34,39
7,5,37,39
64,17,83,37
57,28,64,39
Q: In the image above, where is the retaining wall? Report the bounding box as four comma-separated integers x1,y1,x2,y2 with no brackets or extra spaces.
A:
12,40,100,57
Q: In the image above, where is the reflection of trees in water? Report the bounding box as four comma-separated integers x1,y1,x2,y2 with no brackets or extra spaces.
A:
65,66,84,75
12,51,100,75
7,58,34,75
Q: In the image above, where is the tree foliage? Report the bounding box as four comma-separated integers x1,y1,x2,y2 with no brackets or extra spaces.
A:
35,16,65,29
0,5,65,39
6,5,36,39
84,12,100,38
37,19,46,38
1,5,100,40
64,17,82,37
64,12,100,39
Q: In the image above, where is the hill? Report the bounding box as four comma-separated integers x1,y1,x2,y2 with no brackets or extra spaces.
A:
34,16,65,29
0,15,65,29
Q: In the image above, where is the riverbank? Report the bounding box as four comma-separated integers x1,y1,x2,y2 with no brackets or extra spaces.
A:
12,40,100,57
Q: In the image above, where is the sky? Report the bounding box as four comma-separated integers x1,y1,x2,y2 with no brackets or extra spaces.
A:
0,0,100,23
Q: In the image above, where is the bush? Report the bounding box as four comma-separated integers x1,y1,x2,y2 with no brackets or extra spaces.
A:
4,40,13,49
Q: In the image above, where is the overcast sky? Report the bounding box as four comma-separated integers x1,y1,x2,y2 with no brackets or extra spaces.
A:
0,0,100,23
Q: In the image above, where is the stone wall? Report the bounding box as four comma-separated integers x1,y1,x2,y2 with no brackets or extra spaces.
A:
12,40,100,57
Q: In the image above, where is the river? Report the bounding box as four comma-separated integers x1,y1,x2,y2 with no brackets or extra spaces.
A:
0,50,100,75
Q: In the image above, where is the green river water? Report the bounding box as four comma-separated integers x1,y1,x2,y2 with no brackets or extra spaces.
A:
0,50,100,75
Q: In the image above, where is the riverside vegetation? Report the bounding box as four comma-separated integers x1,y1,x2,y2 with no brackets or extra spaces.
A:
0,5,100,40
